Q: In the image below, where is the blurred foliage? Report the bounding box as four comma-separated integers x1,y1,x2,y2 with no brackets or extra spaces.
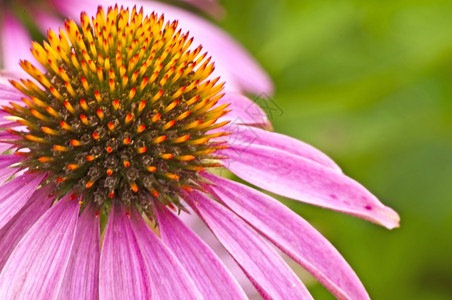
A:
219,0,452,299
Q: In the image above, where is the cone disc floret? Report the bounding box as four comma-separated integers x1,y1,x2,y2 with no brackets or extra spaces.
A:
3,6,229,211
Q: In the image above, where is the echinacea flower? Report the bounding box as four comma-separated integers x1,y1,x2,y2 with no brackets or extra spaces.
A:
0,0,270,94
0,6,399,299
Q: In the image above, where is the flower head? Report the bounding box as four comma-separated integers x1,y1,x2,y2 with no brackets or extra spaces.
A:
0,6,399,299
5,6,227,212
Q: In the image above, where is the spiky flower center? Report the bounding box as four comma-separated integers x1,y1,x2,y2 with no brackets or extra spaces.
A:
4,6,228,210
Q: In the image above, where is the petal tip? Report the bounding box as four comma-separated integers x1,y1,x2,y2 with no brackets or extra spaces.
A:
382,207,400,230
372,205,400,230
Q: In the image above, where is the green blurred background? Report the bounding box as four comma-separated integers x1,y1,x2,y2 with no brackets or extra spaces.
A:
216,0,452,299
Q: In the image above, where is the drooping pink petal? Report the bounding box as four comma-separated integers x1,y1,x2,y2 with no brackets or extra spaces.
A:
184,189,313,299
0,155,22,183
203,173,370,300
154,203,247,299
223,124,341,172
0,194,80,299
99,201,151,299
0,173,45,229
220,144,400,229
0,183,55,271
217,93,271,128
58,202,100,300
51,0,274,95
129,206,202,299
0,13,33,73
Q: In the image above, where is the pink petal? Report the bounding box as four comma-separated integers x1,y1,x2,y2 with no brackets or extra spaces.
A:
130,206,202,299
58,202,100,300
0,155,22,183
0,13,33,74
217,93,271,128
0,194,80,299
204,173,370,300
0,173,45,229
224,124,341,172
0,183,55,270
154,203,247,299
184,189,313,299
99,201,151,299
220,144,400,229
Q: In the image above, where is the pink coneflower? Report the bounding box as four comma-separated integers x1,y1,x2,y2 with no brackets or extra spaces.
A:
0,6,399,299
